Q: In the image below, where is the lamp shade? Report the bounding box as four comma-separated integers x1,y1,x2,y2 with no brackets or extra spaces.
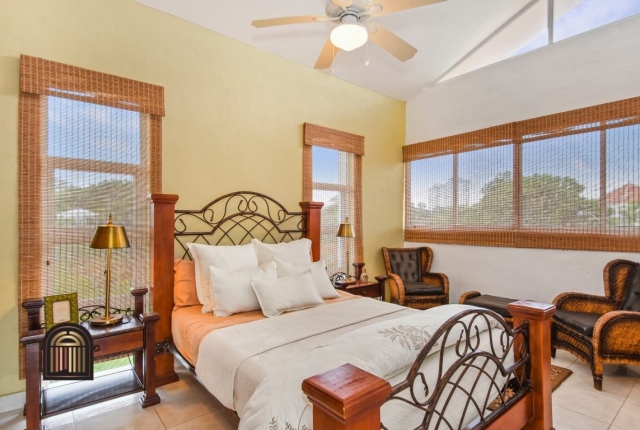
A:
90,214,130,250
330,23,368,52
336,217,355,238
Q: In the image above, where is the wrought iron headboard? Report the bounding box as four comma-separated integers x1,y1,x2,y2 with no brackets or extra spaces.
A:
173,191,307,260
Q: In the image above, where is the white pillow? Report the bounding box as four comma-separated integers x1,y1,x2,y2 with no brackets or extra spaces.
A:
275,258,339,299
187,242,259,313
252,238,312,265
251,271,324,317
209,262,277,317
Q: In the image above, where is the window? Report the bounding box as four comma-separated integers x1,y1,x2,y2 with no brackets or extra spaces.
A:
404,96,640,252
440,0,640,83
553,0,640,43
18,55,164,376
303,123,364,275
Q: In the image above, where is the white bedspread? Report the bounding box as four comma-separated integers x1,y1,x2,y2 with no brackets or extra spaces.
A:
195,299,411,410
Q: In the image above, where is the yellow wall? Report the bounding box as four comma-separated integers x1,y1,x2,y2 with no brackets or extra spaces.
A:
0,0,405,395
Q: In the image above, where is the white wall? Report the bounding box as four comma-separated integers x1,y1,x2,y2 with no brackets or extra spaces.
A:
406,243,639,304
406,15,640,303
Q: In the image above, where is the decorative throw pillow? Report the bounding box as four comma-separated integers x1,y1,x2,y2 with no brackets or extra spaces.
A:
275,257,339,299
187,242,259,313
173,259,200,308
209,262,277,317
251,271,324,317
252,238,312,265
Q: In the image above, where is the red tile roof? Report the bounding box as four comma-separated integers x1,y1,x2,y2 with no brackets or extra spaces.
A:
607,183,640,205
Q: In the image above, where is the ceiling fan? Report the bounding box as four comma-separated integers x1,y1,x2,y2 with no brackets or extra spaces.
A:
252,0,446,69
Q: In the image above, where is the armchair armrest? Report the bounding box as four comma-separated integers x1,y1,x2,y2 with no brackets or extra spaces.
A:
386,273,406,306
422,272,449,295
553,292,618,314
593,310,640,357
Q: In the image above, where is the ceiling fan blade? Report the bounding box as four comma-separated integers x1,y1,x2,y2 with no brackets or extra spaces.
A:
252,15,326,28
369,0,446,17
331,0,352,8
315,38,336,70
368,23,417,62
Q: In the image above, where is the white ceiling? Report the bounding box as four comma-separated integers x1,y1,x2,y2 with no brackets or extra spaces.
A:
134,0,535,101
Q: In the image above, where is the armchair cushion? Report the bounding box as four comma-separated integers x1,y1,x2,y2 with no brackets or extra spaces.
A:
387,249,421,282
554,310,603,337
620,264,640,312
404,282,444,296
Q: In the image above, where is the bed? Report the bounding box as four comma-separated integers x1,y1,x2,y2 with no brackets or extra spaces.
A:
149,191,555,430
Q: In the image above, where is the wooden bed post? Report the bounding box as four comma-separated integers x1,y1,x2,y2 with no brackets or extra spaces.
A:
300,201,324,262
302,363,391,430
151,193,180,386
507,301,556,430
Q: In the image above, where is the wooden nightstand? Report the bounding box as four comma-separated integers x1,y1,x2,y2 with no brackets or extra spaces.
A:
20,289,160,430
335,275,388,300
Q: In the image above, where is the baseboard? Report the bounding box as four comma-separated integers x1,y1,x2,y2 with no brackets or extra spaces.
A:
0,391,25,414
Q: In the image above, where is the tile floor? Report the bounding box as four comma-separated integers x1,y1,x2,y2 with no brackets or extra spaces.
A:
1,352,639,430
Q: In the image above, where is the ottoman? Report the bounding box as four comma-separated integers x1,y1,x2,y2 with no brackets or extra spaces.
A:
459,291,519,325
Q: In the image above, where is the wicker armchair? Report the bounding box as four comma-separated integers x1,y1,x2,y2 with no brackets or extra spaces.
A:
551,259,640,390
381,247,449,309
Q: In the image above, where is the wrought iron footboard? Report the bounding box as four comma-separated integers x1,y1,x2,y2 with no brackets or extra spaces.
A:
382,309,530,430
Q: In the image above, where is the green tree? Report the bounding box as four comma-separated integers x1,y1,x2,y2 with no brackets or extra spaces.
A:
521,174,598,227
460,172,598,227
322,194,340,228
55,179,135,225
460,171,513,226
619,201,640,226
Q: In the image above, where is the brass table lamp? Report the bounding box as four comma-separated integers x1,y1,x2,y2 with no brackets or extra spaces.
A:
336,217,356,285
90,214,130,326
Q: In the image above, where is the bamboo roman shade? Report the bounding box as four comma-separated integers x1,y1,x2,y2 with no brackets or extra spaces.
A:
303,123,364,275
18,55,164,376
405,96,640,252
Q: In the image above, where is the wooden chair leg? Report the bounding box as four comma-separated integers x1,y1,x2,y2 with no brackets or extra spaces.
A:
593,358,603,391
593,376,603,390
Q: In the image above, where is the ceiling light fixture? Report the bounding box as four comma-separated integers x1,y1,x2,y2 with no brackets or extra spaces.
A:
330,15,368,52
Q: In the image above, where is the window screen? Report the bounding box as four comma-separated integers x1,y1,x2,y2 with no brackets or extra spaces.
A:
303,123,364,276
404,96,640,252
18,55,164,377
43,97,151,310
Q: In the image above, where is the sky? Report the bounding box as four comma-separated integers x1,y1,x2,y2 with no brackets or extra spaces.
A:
48,96,141,164
515,0,640,56
48,96,142,188
312,146,341,184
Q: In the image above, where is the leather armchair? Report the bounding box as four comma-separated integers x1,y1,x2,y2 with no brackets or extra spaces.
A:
551,259,640,390
381,247,449,309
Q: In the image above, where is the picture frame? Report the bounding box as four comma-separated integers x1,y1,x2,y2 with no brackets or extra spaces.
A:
44,293,79,331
